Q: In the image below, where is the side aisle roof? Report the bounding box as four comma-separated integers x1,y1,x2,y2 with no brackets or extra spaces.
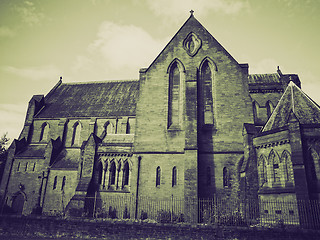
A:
36,80,139,118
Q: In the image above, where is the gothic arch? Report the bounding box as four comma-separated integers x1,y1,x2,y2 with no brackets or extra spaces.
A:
11,191,26,214
109,161,116,186
71,121,82,146
268,149,281,183
253,101,260,122
167,59,185,129
309,147,320,180
281,150,294,182
199,58,216,125
40,122,50,142
223,167,230,188
172,166,177,187
199,57,218,72
266,101,274,118
156,166,161,187
258,155,268,186
122,161,130,187
167,58,185,73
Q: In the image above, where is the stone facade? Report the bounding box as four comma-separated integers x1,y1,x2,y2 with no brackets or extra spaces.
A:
1,13,319,224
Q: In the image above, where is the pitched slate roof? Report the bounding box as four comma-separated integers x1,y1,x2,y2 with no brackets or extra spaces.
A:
15,144,46,158
51,149,80,170
262,81,320,132
248,73,281,84
36,80,139,118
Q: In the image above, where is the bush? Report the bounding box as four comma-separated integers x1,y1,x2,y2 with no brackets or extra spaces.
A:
123,206,130,219
140,211,148,220
219,211,248,227
108,206,117,219
157,210,171,223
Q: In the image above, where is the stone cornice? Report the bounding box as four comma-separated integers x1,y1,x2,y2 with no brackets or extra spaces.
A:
249,89,284,94
255,139,290,149
98,153,133,157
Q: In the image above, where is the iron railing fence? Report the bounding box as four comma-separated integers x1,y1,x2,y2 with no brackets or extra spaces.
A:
78,195,320,229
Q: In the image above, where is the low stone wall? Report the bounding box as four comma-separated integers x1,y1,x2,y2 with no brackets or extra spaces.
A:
0,215,319,239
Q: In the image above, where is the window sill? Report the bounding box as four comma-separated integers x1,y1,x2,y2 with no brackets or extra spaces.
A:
100,185,130,193
168,126,182,131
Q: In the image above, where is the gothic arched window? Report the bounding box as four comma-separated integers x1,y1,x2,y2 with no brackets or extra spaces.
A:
168,62,181,128
258,155,268,186
269,150,280,183
40,122,49,142
223,167,230,188
281,150,294,183
266,101,274,118
156,166,161,187
172,166,177,187
123,161,129,187
71,122,81,146
109,161,116,185
61,176,66,191
201,61,214,125
253,101,260,123
310,148,320,180
53,176,57,190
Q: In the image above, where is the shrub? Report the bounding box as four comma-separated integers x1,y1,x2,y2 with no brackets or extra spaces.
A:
123,205,130,219
157,210,171,223
108,206,117,219
140,211,148,220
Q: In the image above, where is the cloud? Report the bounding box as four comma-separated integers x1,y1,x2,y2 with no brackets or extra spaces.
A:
0,103,27,142
146,0,248,22
2,65,61,81
89,22,167,69
69,21,169,80
0,26,16,38
15,1,45,27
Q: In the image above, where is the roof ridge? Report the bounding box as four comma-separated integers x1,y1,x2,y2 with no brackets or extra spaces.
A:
290,81,320,112
63,79,139,85
261,83,292,132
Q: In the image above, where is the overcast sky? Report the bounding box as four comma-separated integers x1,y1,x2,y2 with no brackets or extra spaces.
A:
1,0,320,142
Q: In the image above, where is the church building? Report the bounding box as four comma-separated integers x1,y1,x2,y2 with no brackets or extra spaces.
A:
1,12,320,225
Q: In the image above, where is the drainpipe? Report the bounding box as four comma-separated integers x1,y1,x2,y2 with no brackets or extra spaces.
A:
135,156,141,219
40,168,50,211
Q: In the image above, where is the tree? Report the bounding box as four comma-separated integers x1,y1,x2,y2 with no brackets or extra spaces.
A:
0,133,9,163
0,133,10,184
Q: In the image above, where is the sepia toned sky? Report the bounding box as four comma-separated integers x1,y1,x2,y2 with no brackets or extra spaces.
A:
1,0,320,142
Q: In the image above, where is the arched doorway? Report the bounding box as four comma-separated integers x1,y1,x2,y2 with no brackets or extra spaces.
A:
12,192,25,214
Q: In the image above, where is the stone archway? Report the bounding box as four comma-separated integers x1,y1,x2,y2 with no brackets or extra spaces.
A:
12,192,25,214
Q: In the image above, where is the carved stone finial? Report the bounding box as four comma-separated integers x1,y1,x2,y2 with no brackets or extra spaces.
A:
190,10,194,15
60,76,62,81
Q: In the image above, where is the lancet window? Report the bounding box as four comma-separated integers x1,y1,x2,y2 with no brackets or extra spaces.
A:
201,61,214,125
269,150,280,183
71,122,81,146
156,166,161,187
172,166,177,187
258,155,268,186
168,61,183,129
40,122,49,142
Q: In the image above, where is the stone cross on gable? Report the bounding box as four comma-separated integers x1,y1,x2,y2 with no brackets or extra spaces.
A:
190,10,194,15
